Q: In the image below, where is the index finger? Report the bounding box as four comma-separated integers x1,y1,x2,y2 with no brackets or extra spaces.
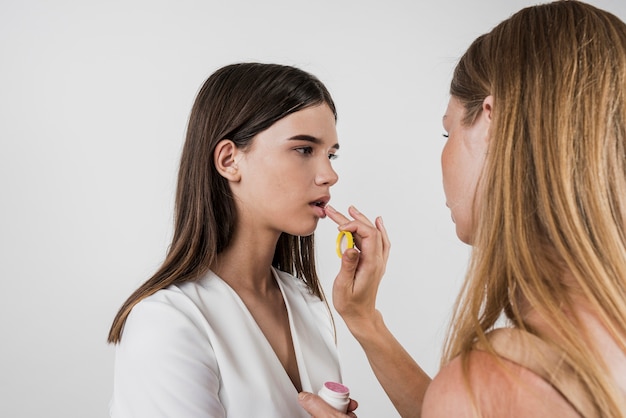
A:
324,205,351,227
326,205,376,229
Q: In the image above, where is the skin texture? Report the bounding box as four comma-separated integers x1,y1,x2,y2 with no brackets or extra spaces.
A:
218,103,339,238
421,350,581,418
212,103,339,392
441,96,491,244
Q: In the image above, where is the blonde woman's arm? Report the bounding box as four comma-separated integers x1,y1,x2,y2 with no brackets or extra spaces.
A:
324,206,431,418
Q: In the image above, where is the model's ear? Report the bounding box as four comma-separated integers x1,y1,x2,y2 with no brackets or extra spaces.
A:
214,139,241,181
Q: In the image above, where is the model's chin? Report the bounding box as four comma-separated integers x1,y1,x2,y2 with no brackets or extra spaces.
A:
304,222,319,236
289,219,319,237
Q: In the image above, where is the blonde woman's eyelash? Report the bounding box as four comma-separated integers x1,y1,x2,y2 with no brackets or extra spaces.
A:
329,153,339,161
442,133,449,138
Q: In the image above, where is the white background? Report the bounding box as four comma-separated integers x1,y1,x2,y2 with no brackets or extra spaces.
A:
2,1,625,417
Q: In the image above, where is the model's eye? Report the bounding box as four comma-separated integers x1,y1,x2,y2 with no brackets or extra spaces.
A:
295,147,313,155
328,153,339,161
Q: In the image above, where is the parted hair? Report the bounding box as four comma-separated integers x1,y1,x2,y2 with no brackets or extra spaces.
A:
445,1,626,416
108,63,337,344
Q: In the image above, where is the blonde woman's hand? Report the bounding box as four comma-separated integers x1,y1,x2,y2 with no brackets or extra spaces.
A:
324,205,390,338
298,392,358,417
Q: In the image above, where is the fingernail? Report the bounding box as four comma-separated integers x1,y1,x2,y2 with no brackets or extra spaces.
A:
298,392,309,401
351,205,361,214
325,205,336,213
346,250,358,261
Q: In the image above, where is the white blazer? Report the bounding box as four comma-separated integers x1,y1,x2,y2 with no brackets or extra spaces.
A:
110,267,342,418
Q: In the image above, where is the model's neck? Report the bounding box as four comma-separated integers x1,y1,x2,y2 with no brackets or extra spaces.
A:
211,226,280,294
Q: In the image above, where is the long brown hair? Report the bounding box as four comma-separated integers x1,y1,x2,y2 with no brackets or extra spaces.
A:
445,1,626,416
108,63,337,344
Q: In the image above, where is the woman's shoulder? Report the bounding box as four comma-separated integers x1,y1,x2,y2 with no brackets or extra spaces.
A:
421,349,580,418
122,288,200,337
121,278,219,342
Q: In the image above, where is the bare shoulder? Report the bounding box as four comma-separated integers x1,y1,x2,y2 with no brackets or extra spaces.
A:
422,350,580,418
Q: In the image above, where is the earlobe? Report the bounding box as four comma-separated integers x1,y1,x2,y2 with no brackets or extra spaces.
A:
214,140,241,181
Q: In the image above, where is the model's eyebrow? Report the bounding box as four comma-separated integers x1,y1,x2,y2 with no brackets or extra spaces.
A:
287,134,340,150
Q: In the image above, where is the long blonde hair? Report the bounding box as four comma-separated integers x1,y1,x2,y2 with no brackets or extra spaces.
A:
444,1,626,416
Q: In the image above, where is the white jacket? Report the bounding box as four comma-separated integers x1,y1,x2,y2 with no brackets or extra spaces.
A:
110,267,342,418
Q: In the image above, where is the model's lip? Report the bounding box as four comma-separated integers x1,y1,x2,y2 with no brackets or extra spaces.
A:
309,195,330,208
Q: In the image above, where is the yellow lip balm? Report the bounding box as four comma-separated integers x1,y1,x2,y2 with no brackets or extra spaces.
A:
336,231,354,258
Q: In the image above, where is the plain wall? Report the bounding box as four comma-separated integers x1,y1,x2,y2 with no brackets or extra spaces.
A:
2,1,625,417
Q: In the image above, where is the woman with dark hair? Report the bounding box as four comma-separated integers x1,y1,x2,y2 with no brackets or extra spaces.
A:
108,63,346,417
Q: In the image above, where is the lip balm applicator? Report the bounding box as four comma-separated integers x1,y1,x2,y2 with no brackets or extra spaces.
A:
336,230,354,258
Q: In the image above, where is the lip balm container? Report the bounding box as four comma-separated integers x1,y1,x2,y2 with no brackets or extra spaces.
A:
318,381,350,413
336,231,354,258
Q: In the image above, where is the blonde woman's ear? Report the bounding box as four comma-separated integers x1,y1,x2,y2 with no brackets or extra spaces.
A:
214,139,241,181
482,95,494,121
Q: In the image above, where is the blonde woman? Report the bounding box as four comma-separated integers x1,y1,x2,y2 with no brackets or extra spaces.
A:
299,1,626,417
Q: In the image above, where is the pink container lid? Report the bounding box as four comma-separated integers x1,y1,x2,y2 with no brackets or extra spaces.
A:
324,381,350,395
